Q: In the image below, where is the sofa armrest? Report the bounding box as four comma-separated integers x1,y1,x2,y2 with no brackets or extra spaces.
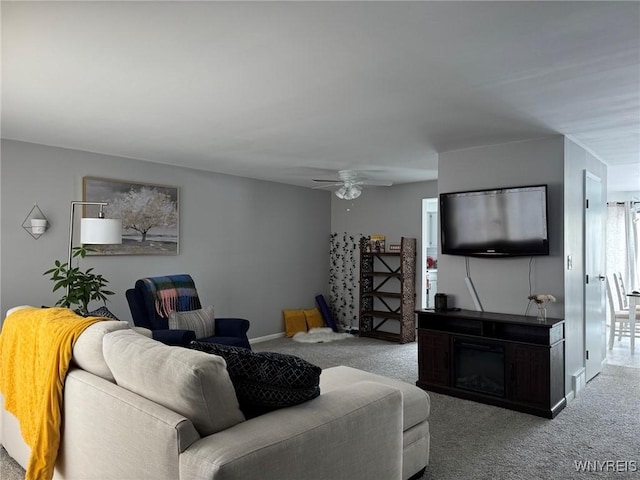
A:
1,392,31,470
180,381,403,480
58,369,200,480
214,318,250,337
152,328,197,346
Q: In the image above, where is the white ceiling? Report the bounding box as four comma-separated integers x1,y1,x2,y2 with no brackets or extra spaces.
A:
2,1,639,192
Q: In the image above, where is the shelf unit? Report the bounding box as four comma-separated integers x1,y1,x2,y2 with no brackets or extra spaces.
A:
359,237,416,343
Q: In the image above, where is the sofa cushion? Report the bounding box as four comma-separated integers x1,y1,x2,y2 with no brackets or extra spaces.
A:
190,341,321,418
320,366,430,430
168,305,215,339
103,330,244,436
72,320,130,382
283,309,307,337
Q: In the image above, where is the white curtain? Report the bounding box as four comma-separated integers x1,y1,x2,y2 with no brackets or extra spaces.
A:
606,202,639,291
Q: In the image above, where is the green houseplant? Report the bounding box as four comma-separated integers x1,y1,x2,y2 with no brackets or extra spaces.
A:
44,246,115,316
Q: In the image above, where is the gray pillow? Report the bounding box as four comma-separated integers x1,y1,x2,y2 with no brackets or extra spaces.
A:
103,329,244,435
168,305,215,339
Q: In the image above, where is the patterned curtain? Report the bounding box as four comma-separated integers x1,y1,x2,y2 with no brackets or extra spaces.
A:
329,233,363,330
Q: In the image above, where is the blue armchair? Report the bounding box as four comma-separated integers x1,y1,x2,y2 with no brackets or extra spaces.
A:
126,274,251,349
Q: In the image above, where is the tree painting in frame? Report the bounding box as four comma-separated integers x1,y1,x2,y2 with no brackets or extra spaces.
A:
83,177,179,255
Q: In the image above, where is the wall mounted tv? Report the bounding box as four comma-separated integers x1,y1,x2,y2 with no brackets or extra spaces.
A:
440,184,549,257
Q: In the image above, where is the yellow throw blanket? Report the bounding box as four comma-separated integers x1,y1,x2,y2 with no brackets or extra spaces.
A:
0,307,106,480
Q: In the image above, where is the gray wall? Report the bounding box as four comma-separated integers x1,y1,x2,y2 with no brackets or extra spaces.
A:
331,179,439,297
437,136,566,318
332,136,608,401
438,135,607,398
1,140,331,338
2,136,609,396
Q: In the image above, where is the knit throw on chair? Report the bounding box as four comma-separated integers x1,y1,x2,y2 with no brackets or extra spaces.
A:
141,275,201,318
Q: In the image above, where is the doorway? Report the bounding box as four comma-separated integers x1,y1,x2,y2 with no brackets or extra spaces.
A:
421,198,438,309
605,200,640,368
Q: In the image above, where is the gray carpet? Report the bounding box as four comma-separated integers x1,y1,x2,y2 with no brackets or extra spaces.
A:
2,336,639,480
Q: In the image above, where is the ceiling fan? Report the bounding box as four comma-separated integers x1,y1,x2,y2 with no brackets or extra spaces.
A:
312,170,393,200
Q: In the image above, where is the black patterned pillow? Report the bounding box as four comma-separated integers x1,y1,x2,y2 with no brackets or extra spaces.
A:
87,306,120,321
189,341,321,417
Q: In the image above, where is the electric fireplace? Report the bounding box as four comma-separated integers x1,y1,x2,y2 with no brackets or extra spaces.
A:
417,309,567,418
453,338,505,397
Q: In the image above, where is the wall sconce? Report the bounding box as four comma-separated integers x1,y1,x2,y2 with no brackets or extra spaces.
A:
22,203,50,239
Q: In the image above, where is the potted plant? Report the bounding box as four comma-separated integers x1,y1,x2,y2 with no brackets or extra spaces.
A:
43,246,115,316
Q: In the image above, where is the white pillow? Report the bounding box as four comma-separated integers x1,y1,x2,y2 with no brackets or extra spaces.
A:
103,329,244,436
72,320,130,382
168,305,215,339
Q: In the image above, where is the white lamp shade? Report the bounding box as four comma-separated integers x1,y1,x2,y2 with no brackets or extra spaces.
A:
80,218,122,244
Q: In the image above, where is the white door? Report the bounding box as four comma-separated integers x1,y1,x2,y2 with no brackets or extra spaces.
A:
584,171,606,381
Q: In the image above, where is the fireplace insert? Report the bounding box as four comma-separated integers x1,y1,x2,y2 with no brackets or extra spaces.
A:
453,338,505,397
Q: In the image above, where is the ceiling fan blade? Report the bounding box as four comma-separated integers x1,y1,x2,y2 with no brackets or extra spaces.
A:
312,170,393,190
357,180,394,186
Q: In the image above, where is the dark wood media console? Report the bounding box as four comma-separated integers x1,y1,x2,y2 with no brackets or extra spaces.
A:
416,309,566,418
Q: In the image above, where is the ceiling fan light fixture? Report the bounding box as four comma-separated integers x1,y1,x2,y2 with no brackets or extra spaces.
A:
335,185,348,199
315,170,393,199
341,185,362,200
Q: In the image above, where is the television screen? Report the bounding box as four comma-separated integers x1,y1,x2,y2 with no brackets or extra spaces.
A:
440,185,549,257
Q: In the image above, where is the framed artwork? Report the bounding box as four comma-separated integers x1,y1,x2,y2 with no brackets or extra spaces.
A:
83,176,179,255
369,235,386,253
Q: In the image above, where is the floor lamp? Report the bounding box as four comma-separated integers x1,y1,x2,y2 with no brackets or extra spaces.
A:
67,201,122,297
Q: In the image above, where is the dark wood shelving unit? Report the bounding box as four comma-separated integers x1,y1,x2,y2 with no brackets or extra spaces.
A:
416,309,566,418
359,237,416,343
365,291,403,299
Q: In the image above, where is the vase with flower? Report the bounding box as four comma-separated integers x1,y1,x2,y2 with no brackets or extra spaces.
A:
528,294,556,322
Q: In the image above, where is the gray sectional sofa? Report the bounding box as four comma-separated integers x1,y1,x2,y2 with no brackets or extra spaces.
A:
1,318,430,480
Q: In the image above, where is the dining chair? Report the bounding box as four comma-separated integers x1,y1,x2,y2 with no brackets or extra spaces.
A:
613,271,640,311
613,272,628,309
606,278,630,349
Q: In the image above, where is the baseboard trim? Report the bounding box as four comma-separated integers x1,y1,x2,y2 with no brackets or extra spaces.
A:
249,332,286,344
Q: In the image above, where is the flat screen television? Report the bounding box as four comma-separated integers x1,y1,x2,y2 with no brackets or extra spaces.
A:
440,184,549,257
